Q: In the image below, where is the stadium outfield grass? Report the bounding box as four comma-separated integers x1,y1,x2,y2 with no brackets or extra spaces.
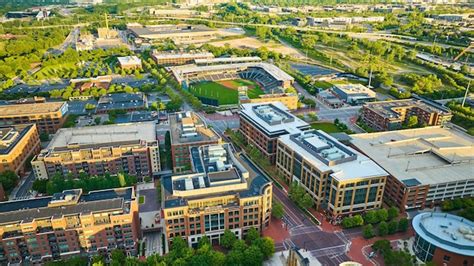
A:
190,79,264,105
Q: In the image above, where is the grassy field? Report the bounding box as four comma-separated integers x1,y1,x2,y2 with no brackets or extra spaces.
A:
190,79,263,105
310,122,340,133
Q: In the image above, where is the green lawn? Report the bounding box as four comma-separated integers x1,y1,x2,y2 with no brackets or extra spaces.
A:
310,122,341,133
190,79,264,105
190,81,238,105
313,80,333,89
139,195,145,204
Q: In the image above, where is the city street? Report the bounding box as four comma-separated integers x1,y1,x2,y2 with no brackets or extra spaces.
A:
10,171,35,200
240,154,352,266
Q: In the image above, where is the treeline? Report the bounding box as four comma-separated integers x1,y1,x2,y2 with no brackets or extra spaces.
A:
447,101,474,135
442,197,474,221
249,0,395,5
372,239,417,266
50,228,274,266
341,207,409,239
32,172,137,195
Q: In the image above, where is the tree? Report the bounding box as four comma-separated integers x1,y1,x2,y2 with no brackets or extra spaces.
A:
221,229,237,249
372,239,391,254
32,179,48,194
209,250,226,266
364,210,379,224
243,245,264,266
245,227,260,245
198,235,210,248
363,224,375,239
388,220,398,235
398,218,409,232
405,116,418,128
110,249,126,265
40,132,49,141
378,221,388,236
118,172,126,187
384,250,414,266
353,215,364,227
377,209,389,222
272,200,284,219
387,207,399,220
300,194,313,209
254,237,275,259
0,171,18,192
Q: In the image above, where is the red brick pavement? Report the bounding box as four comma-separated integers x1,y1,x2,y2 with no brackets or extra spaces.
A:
262,217,290,243
347,228,415,265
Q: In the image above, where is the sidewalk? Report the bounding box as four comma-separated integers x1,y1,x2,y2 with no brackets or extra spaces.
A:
347,228,415,265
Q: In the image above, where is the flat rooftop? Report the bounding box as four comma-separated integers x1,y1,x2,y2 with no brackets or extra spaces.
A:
152,51,214,60
163,143,271,209
240,102,309,136
279,130,387,181
194,56,262,65
129,24,215,37
350,126,473,186
0,124,34,154
47,121,157,148
96,93,145,111
364,98,451,119
117,55,141,65
0,187,134,225
0,101,66,117
169,112,220,145
413,212,474,257
332,83,374,95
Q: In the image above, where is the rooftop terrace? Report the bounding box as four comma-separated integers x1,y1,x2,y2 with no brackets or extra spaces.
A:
279,130,387,181
163,143,270,209
240,102,309,136
169,112,220,145
350,126,474,185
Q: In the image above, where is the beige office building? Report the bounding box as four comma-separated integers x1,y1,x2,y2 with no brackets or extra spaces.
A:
276,130,387,217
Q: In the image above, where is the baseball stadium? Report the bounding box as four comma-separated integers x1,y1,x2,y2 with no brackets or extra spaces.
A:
169,56,297,108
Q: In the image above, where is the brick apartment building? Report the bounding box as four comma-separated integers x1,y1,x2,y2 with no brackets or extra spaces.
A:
0,102,68,135
0,187,139,264
0,124,41,175
162,143,272,247
32,122,160,180
360,99,452,131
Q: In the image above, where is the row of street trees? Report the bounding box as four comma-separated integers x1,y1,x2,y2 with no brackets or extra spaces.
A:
48,228,274,266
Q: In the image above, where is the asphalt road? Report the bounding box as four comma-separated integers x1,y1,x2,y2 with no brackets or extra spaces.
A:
12,171,35,200
240,154,351,265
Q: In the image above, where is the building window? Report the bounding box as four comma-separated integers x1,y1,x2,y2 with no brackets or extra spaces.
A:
443,255,450,262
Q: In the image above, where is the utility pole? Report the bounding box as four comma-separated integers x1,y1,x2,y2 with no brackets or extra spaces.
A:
368,65,373,88
461,79,471,108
